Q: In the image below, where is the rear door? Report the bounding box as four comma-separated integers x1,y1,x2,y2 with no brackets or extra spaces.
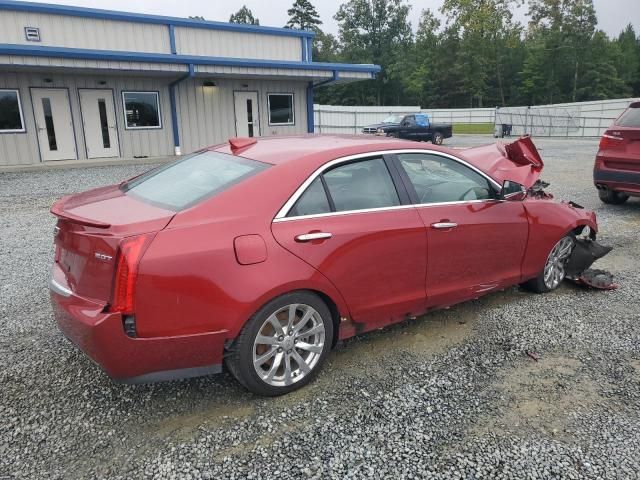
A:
393,152,529,308
271,155,427,326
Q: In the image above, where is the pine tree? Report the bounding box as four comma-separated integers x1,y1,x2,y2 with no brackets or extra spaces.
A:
229,6,260,25
286,0,322,31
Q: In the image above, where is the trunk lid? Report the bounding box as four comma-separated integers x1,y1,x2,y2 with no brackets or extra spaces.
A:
461,136,544,188
51,184,174,302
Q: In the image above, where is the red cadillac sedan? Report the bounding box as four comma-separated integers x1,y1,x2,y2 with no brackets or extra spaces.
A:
50,135,599,396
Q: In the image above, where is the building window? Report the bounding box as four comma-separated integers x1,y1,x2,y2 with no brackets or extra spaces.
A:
0,89,26,133
268,93,294,125
122,91,162,129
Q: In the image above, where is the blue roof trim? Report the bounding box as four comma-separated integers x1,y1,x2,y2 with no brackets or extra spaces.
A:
0,0,315,38
0,44,382,74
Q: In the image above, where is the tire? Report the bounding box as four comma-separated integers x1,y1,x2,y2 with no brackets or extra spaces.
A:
598,189,628,205
387,132,399,138
432,131,444,145
522,234,575,294
226,291,334,396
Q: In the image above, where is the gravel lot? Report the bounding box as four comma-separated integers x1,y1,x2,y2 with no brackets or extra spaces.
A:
1,135,639,479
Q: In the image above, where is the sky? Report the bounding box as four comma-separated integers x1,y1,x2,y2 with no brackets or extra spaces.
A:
25,0,640,37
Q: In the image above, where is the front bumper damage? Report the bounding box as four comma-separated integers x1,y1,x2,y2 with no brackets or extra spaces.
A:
565,239,617,290
528,179,617,290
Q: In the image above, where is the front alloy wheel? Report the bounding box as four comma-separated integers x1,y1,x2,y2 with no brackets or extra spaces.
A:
226,292,333,396
523,234,575,293
543,236,574,289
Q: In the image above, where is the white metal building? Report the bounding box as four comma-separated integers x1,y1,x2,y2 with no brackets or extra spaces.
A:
0,0,380,166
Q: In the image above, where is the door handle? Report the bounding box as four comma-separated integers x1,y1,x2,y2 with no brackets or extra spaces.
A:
431,222,458,229
295,232,332,242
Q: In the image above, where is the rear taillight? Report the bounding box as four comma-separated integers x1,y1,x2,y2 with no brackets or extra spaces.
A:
599,132,624,150
110,233,155,314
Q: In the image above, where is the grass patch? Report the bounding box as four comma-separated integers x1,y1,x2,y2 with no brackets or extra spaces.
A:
453,123,495,134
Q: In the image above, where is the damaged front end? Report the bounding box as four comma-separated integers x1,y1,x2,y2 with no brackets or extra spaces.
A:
527,180,616,290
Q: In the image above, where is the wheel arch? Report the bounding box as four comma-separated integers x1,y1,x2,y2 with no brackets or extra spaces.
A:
228,285,346,348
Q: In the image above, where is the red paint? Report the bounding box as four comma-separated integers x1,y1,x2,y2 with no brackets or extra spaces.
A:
594,104,640,196
49,135,599,383
234,234,268,265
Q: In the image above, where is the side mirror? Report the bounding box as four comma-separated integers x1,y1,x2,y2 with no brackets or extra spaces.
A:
500,180,527,201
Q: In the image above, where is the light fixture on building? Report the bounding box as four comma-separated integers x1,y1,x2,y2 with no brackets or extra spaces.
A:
43,78,53,83
98,80,107,85
203,80,217,87
241,83,249,88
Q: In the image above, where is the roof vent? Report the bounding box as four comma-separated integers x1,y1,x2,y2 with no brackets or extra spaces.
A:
24,27,41,42
229,137,257,151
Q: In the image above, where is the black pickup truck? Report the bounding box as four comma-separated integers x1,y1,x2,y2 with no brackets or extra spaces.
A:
362,113,453,145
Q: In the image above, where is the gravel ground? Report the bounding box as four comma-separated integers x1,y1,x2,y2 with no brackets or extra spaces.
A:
1,135,639,479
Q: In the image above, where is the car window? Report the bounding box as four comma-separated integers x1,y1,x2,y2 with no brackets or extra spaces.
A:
397,153,494,204
616,107,640,127
122,151,269,211
404,116,416,126
288,177,331,217
323,157,400,212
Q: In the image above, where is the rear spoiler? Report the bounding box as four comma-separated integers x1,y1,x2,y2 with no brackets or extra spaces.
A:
50,199,111,228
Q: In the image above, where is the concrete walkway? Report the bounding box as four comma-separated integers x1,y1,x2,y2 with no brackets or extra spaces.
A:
0,155,177,173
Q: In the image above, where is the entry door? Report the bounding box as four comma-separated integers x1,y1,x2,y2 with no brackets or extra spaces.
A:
79,89,119,159
393,152,529,307
233,91,260,137
31,88,77,161
271,156,428,327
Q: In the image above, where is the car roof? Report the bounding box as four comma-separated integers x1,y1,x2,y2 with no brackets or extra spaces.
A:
210,134,450,168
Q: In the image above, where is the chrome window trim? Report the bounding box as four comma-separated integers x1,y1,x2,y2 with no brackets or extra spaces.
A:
273,149,502,221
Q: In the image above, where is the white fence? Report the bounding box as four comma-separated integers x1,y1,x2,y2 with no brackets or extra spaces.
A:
495,98,640,137
314,98,639,137
313,104,494,134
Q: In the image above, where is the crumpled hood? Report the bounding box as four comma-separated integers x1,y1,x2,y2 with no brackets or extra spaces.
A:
460,136,544,189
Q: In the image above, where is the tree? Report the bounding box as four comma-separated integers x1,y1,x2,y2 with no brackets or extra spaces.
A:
286,0,322,31
398,9,443,106
524,0,597,103
333,0,413,105
441,0,524,107
577,31,630,100
615,24,640,95
229,6,259,25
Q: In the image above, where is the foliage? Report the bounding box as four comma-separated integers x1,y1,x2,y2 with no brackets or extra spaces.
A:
229,5,260,25
286,0,322,31
305,0,639,107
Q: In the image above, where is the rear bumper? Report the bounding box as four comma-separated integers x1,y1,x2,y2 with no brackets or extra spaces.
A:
594,152,640,195
594,168,640,196
49,270,225,383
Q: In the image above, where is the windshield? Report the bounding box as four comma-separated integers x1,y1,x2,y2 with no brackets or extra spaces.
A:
382,115,403,124
122,151,270,211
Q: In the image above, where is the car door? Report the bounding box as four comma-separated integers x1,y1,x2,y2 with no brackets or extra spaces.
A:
271,155,427,327
393,152,529,308
403,115,419,140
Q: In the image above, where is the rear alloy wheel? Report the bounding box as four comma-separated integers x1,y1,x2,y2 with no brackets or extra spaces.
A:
432,132,444,145
523,235,575,293
598,189,629,205
226,292,333,396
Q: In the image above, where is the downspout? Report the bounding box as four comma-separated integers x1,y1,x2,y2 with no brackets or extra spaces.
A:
307,71,340,134
169,63,194,156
